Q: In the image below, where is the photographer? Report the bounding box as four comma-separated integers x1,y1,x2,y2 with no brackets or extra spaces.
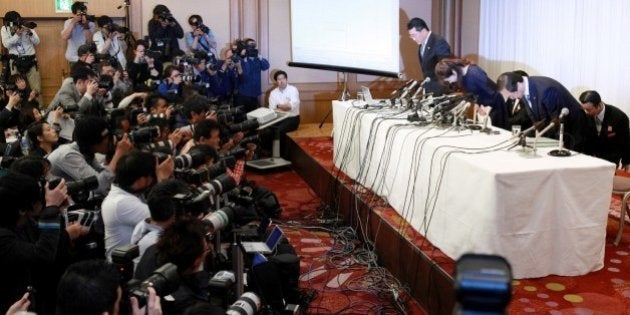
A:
6,74,39,113
186,15,217,56
131,179,193,266
158,65,183,103
93,15,127,71
57,259,163,315
127,40,163,89
61,1,96,66
0,88,21,144
1,11,41,103
102,150,174,261
136,219,224,314
72,43,96,73
98,60,133,106
0,171,69,314
148,5,184,63
47,116,133,197
47,66,99,141
234,38,270,113
208,48,240,104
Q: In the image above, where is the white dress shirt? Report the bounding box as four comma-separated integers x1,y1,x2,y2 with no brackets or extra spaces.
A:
269,84,300,117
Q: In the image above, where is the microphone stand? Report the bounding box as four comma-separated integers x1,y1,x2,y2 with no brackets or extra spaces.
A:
548,120,571,157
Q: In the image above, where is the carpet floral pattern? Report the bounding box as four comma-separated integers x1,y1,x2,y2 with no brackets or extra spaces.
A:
280,136,630,314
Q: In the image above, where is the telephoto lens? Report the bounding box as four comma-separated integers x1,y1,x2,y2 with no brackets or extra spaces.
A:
226,292,261,315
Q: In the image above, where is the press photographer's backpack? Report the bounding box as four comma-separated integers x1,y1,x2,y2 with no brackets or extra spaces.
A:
251,185,282,219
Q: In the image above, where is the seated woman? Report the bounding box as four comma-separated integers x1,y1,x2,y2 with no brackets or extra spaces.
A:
435,58,508,129
26,121,59,158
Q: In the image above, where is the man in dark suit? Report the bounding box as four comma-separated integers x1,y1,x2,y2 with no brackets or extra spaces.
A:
497,72,587,151
578,90,630,168
407,17,451,95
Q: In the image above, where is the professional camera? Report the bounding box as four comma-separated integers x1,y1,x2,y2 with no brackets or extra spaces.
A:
217,106,246,123
11,18,37,29
103,22,129,34
111,244,139,283
171,190,211,218
145,49,163,60
454,254,512,315
77,11,96,23
157,10,174,22
97,76,114,90
229,119,260,133
226,292,261,315
2,82,29,100
49,175,99,196
126,263,180,309
174,158,230,186
245,43,258,58
116,126,161,144
202,201,258,232
175,150,209,170
95,53,119,68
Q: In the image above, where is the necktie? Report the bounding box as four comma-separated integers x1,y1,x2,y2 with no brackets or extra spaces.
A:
595,117,602,133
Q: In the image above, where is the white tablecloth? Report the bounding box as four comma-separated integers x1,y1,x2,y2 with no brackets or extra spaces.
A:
332,101,615,278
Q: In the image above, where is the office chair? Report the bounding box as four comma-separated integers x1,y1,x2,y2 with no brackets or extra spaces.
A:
612,175,630,246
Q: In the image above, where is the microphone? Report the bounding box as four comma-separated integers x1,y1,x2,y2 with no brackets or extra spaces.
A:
399,80,419,99
390,79,415,98
548,107,571,157
412,77,431,99
558,107,570,120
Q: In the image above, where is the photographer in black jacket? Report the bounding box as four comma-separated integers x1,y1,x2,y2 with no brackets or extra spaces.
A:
0,172,69,314
148,5,184,63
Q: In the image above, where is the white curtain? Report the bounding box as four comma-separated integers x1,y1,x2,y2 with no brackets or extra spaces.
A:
478,0,630,113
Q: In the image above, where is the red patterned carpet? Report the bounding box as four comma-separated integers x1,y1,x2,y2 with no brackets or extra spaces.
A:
268,136,630,315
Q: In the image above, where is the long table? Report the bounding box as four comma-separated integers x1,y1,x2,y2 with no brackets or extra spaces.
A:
332,100,615,278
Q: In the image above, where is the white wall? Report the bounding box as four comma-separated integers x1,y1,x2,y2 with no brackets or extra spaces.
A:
137,0,431,85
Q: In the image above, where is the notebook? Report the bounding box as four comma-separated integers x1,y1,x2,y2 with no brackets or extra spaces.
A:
241,225,284,254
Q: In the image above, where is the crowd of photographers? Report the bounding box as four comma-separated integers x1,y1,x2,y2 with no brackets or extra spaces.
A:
0,3,298,315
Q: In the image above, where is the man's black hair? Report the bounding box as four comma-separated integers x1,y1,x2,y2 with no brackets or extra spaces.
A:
56,260,120,315
147,178,190,221
182,94,209,119
114,150,157,191
96,15,113,28
3,11,21,24
579,90,602,105
9,156,49,180
189,144,217,165
407,17,429,31
0,171,41,229
146,93,168,111
273,70,287,82
74,116,110,160
71,65,96,82
71,1,87,14
193,119,220,142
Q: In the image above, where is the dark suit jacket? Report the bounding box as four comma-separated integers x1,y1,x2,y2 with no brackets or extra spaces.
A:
583,104,630,166
418,32,451,95
525,76,587,151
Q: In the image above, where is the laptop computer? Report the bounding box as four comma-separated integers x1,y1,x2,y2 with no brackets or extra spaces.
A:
241,225,284,254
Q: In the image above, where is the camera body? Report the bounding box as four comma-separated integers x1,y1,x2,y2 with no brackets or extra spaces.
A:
157,11,174,22
104,22,129,34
